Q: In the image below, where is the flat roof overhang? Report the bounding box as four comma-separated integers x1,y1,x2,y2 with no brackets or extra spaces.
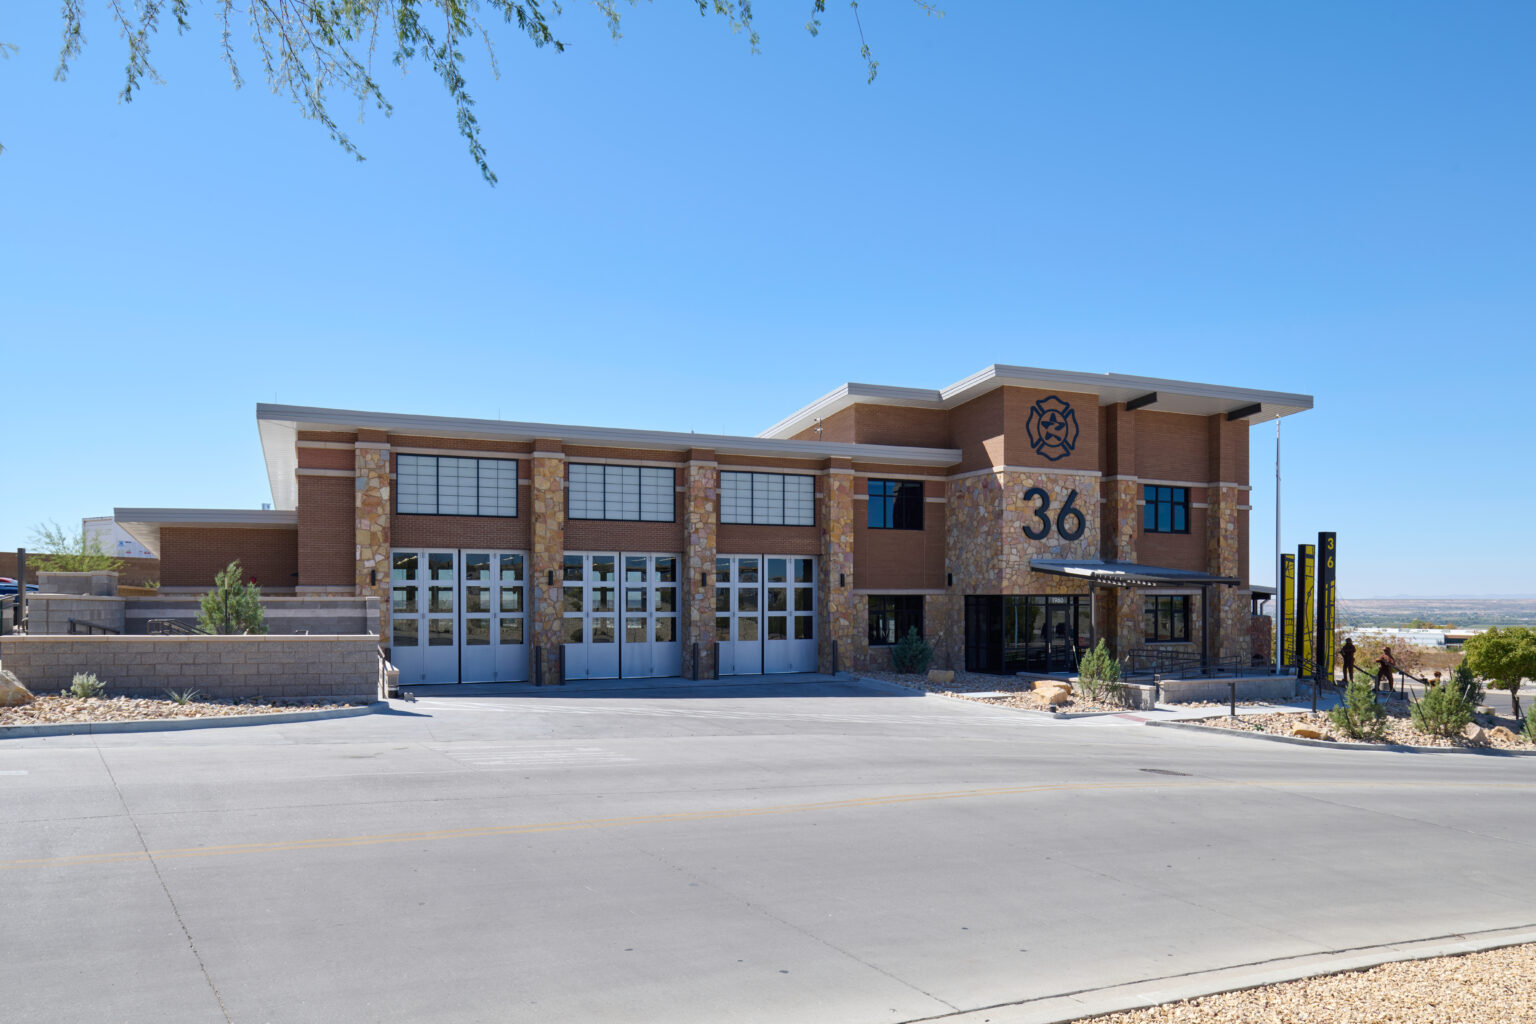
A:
114,508,299,559
759,364,1315,439
1029,558,1243,589
257,404,963,511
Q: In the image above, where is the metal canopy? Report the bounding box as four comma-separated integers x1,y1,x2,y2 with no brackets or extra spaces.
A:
1028,559,1242,589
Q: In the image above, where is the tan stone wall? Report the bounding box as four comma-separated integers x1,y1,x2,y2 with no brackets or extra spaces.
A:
682,460,719,679
818,469,856,673
1206,484,1250,662
530,455,566,682
355,445,391,639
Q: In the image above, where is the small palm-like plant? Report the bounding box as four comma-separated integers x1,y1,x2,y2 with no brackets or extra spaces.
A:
165,688,201,706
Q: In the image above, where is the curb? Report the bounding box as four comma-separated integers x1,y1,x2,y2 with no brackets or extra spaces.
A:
0,701,387,739
1145,718,1536,756
925,922,1536,1024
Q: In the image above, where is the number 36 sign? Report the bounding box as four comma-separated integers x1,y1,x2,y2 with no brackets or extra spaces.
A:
1021,487,1085,542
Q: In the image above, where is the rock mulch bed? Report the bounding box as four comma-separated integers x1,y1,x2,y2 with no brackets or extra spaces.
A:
860,670,1136,714
1193,702,1536,750
1078,942,1536,1023
1,695,368,727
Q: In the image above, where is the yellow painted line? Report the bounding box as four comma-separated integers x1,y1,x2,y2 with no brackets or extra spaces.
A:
4,778,1533,872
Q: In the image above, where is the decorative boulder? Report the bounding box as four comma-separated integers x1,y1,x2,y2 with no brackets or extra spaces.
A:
0,668,35,708
1291,724,1324,739
1034,679,1073,694
927,669,955,685
1489,726,1518,743
1463,723,1487,744
1040,687,1071,706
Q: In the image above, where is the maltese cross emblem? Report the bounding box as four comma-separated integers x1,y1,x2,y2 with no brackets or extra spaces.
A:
1025,396,1079,462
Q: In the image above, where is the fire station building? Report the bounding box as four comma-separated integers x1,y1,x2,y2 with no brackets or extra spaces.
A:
116,365,1312,686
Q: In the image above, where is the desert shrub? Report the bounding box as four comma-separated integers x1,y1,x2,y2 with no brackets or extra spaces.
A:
69,672,105,699
1524,708,1536,744
1450,662,1483,707
1328,676,1387,741
165,688,201,705
890,628,933,674
1410,682,1473,739
1076,640,1125,703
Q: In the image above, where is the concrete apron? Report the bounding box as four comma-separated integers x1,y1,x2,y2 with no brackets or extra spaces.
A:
401,672,890,699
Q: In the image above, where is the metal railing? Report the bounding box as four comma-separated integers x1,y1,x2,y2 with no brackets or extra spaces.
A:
147,619,204,635
67,618,120,635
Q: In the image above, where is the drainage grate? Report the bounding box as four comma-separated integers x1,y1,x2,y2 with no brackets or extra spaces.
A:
1140,768,1192,776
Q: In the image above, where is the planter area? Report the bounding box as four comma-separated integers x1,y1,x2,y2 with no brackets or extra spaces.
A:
1,694,370,728
1189,701,1535,751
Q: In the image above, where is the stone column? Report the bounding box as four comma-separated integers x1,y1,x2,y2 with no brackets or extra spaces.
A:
818,459,856,674
681,453,718,679
1206,484,1248,662
530,446,566,684
1102,477,1142,657
355,442,391,640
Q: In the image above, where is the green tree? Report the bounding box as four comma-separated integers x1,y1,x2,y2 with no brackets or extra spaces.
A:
1328,676,1387,741
1409,681,1472,739
1075,639,1124,704
28,520,126,574
37,0,916,183
1462,626,1536,723
197,561,268,635
890,626,933,674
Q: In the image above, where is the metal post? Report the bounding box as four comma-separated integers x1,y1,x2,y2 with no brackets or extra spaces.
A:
1274,417,1282,674
1229,678,1236,718
535,646,543,687
14,549,25,633
692,642,699,682
832,639,839,677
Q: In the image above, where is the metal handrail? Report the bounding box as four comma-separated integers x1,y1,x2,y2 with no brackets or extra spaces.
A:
67,618,120,635
147,618,204,635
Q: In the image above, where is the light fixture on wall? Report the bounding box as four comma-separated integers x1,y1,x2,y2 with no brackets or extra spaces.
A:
701,572,709,587
839,572,845,588
370,570,377,586
946,572,953,587
547,570,554,586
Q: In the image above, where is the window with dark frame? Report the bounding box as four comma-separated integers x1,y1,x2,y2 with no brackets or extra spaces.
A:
567,464,675,522
1143,595,1192,642
719,471,815,526
1142,485,1189,533
868,595,924,646
867,480,924,530
396,454,517,517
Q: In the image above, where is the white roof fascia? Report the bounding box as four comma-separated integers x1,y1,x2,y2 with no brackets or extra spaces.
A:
255,404,963,504
114,508,299,558
759,364,1315,439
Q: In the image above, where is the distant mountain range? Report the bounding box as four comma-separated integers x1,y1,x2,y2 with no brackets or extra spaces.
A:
1336,598,1536,629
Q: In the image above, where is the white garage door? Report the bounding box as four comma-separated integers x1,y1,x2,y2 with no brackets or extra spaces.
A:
715,555,816,675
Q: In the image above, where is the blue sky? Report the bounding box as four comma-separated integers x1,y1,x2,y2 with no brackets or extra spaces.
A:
2,2,1532,597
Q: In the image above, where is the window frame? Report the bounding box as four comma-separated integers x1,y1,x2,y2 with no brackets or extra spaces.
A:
1143,594,1192,643
719,471,815,526
395,454,519,518
867,479,924,531
868,595,924,647
567,464,676,522
1142,485,1190,534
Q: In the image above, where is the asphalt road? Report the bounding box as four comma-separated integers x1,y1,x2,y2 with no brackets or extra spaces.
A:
4,676,1536,1024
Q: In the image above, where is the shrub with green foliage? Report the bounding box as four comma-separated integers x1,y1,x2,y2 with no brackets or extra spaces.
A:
69,672,105,699
1328,676,1388,741
197,561,268,635
1524,708,1536,744
890,627,933,674
29,520,126,574
1450,662,1483,708
1076,640,1125,704
1410,682,1473,739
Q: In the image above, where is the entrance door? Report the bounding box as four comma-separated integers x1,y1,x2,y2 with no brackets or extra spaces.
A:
716,554,816,675
562,553,619,680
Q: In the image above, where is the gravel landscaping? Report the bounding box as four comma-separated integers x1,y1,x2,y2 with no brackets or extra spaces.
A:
1191,701,1536,751
859,669,1136,714
1078,942,1536,1023
0,694,370,726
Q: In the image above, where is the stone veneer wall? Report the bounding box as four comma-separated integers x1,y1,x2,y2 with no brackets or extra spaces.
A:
355,444,391,639
1101,477,1142,657
530,453,566,682
818,467,856,674
681,460,719,679
1206,484,1250,662
0,634,381,702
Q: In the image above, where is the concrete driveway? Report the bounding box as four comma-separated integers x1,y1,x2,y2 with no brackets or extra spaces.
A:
4,675,1536,1023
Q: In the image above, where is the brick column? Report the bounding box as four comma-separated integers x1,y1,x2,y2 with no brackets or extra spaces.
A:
681,452,718,679
355,443,391,640
1206,484,1248,662
530,446,566,684
818,460,856,674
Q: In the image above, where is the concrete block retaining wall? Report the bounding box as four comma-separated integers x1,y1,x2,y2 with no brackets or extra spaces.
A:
1156,675,1299,704
120,595,378,636
24,594,127,636
0,635,382,702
